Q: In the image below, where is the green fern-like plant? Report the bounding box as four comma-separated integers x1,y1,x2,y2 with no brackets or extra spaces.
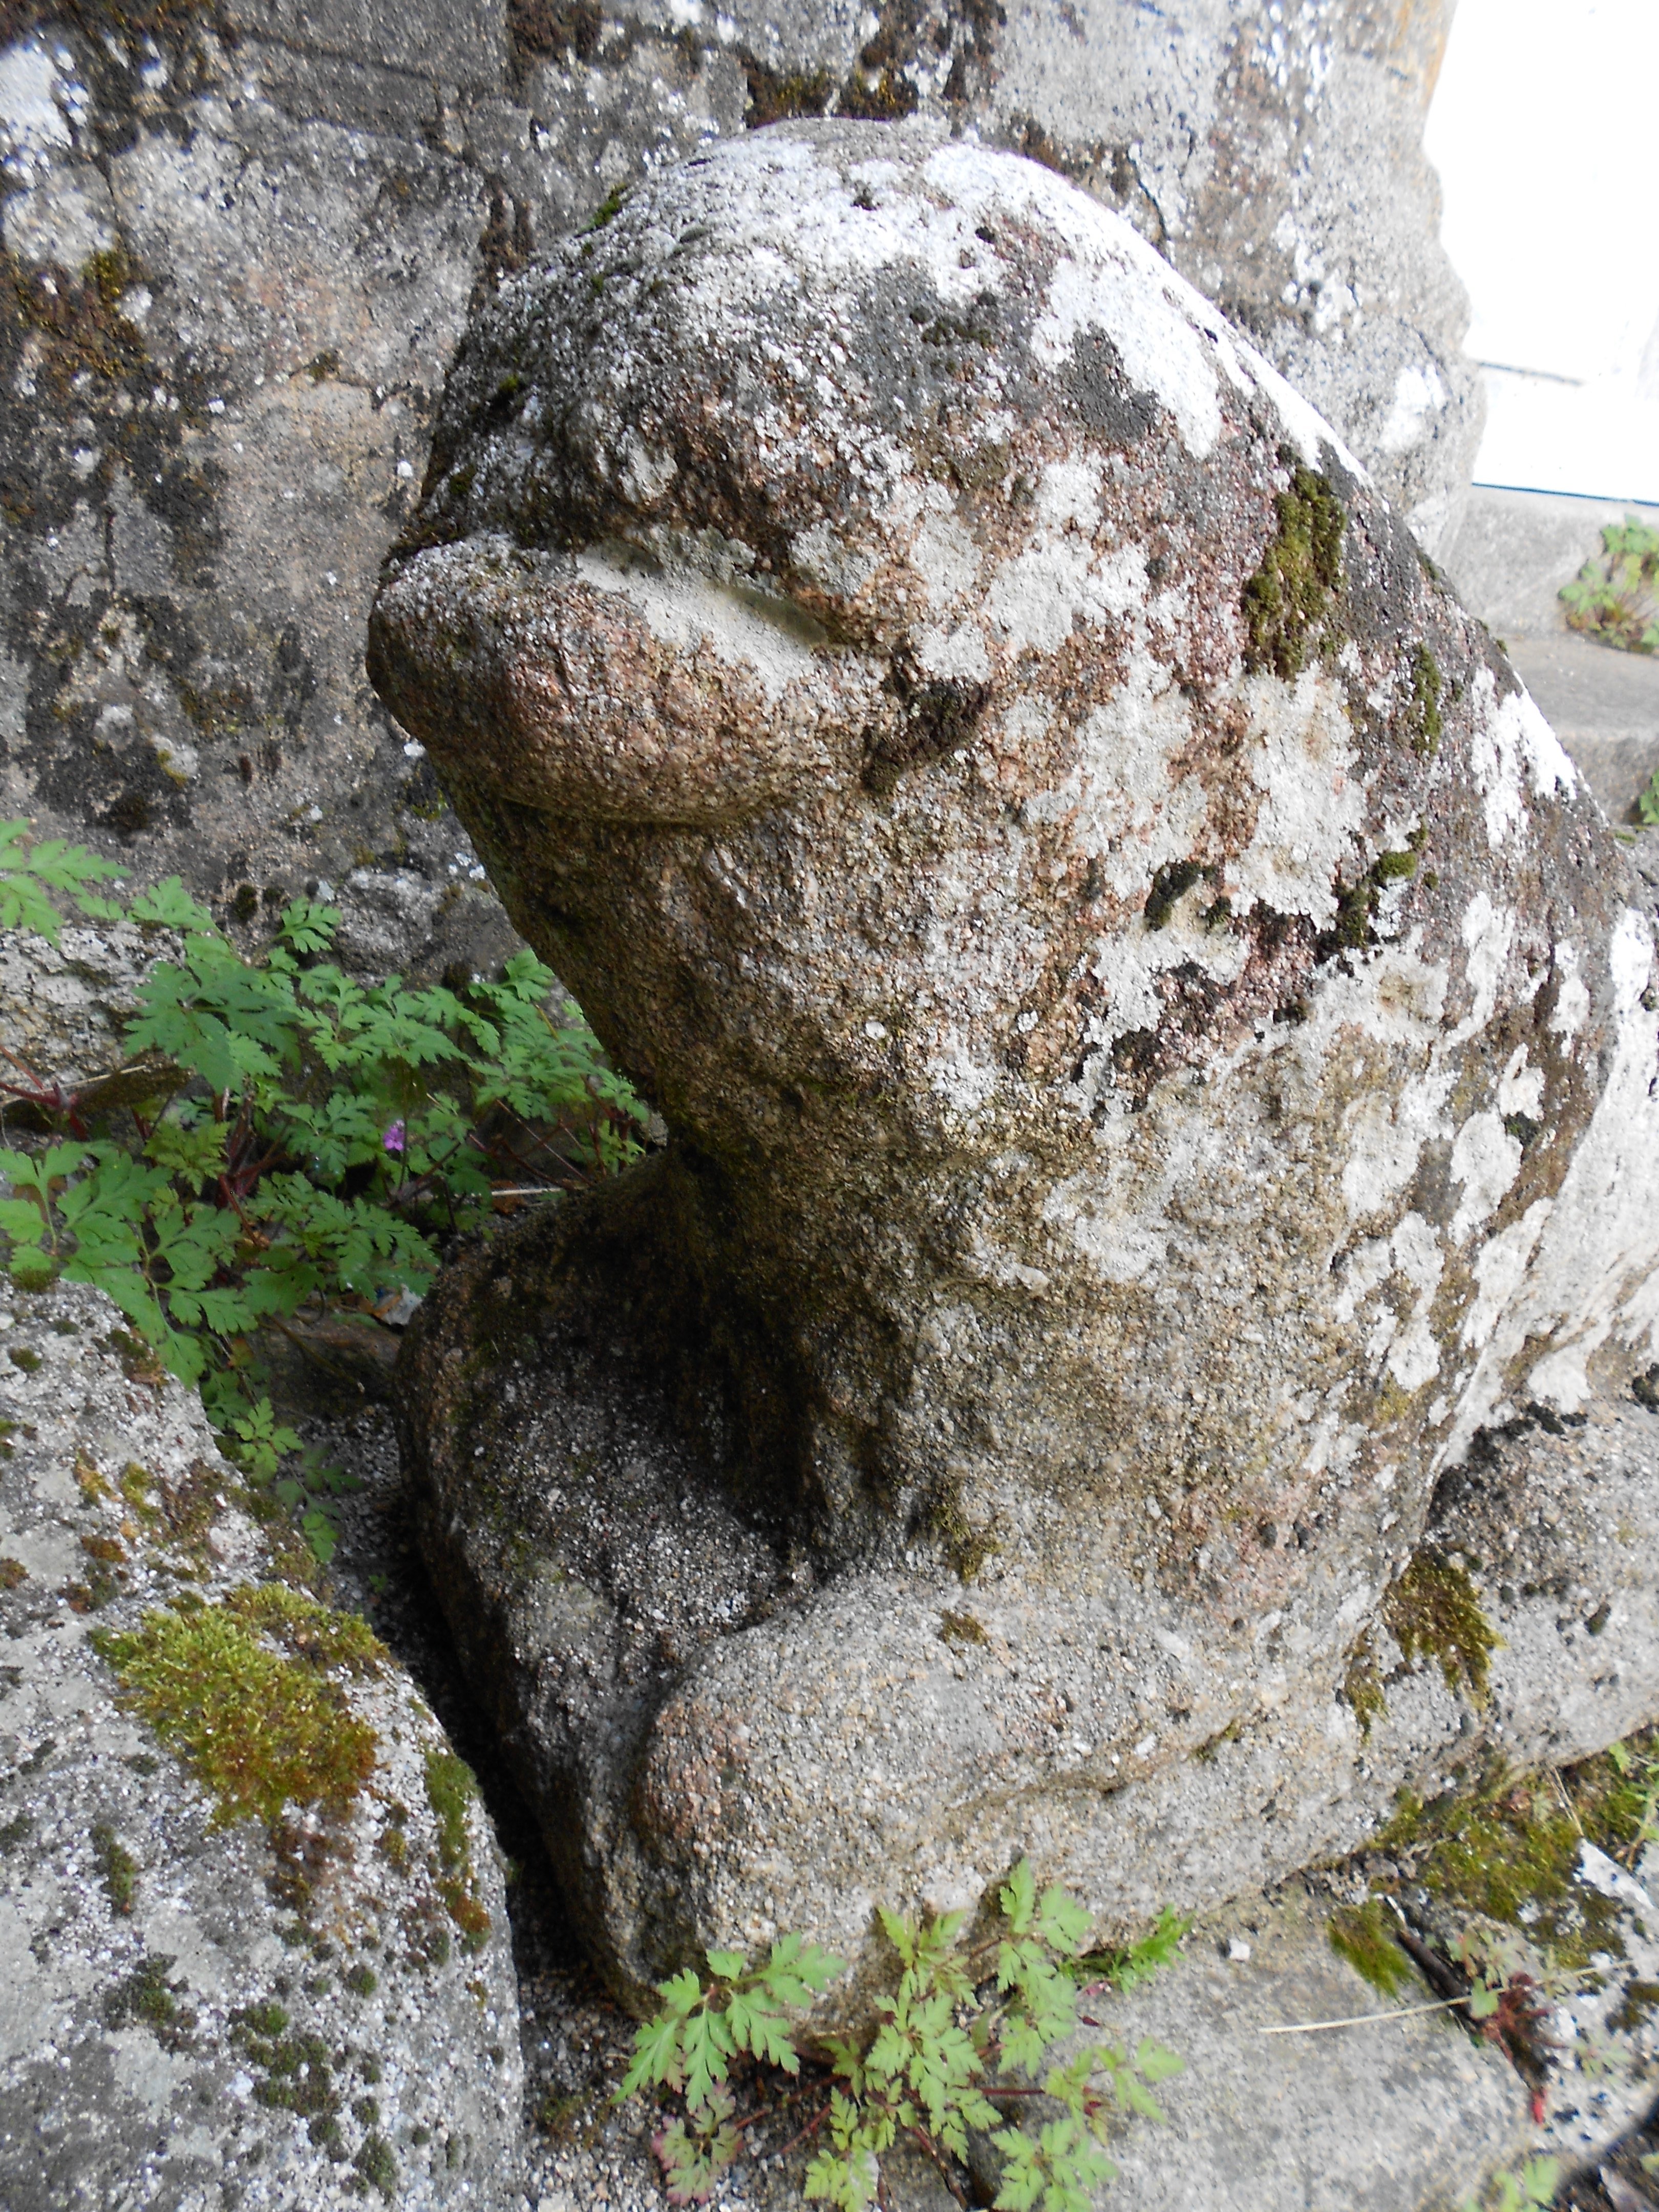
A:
0,820,124,943
1561,516,1659,654
0,823,648,1556
617,1862,1186,2209
1459,2156,1559,2212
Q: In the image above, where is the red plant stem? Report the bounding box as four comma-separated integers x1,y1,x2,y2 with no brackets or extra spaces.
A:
910,2126,970,2208
0,1042,55,1095
774,2103,832,2158
217,1174,256,1228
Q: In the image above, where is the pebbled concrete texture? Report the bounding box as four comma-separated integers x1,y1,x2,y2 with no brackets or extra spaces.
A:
0,1277,522,2209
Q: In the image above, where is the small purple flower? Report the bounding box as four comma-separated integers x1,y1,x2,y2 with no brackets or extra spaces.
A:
383,1120,406,1155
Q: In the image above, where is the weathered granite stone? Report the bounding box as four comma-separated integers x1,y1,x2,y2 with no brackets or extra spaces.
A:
682,0,1480,554
0,913,180,1092
0,1,518,981
0,0,1471,992
982,1833,1659,2212
376,123,1659,2015
0,1278,522,2208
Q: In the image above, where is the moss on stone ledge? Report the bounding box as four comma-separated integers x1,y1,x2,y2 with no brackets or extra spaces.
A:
94,1586,378,1828
1241,463,1346,679
1382,1552,1500,1706
1370,1736,1659,1971
1328,1898,1416,1996
424,1748,493,1953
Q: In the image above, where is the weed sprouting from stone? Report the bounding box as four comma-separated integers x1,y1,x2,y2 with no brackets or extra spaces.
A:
0,825,646,1564
620,1862,1187,2207
1562,516,1659,654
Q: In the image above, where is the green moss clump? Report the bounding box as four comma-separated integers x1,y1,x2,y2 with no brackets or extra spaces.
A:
103,1955,196,2049
1382,1553,1500,1705
1372,848,1419,883
932,1488,1003,1584
741,60,833,126
0,1557,28,1590
584,183,630,231
838,66,919,121
7,1345,40,1372
119,1462,158,1521
354,2133,397,2196
1373,1740,1659,1970
1342,1630,1387,1736
221,1583,386,1676
938,1609,987,1647
424,1749,477,1873
439,1880,493,1951
1241,464,1346,679
92,1819,138,1915
1408,644,1442,755
1322,843,1422,960
424,1748,492,1952
1611,1978,1659,2033
95,1593,377,1828
234,2011,343,2139
1328,1899,1416,1997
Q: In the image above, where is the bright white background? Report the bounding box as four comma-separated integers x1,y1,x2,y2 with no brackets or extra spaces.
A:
1424,0,1659,500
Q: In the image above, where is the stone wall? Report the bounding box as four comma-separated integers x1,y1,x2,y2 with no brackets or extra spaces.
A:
0,0,1477,980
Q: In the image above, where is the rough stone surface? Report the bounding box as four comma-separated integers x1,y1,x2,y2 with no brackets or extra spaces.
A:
996,1844,1659,2212
0,1278,522,2208
0,0,521,981
0,913,180,1091
994,1882,1533,2210
1442,485,1659,824
379,123,1659,2016
0,0,1472,989
698,0,1481,552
